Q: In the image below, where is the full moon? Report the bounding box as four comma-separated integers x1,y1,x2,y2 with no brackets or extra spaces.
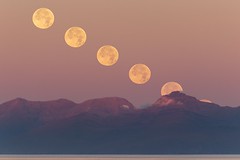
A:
200,99,212,103
161,82,183,96
64,27,87,48
32,8,54,29
97,45,119,66
129,64,151,84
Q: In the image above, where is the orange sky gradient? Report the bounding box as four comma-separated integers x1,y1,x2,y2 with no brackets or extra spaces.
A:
0,0,240,107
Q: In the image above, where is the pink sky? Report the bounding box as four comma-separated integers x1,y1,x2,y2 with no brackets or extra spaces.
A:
0,0,240,107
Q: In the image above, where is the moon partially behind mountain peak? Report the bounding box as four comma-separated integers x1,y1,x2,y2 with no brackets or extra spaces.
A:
161,81,183,96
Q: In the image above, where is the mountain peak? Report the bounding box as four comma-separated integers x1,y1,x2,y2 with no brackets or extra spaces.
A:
46,98,76,106
168,91,198,102
2,97,28,106
76,97,135,116
153,91,199,107
168,91,187,97
153,96,182,106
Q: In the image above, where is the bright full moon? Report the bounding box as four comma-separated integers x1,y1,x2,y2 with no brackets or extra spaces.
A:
129,64,151,84
64,27,87,48
97,45,119,66
32,8,54,29
161,82,183,96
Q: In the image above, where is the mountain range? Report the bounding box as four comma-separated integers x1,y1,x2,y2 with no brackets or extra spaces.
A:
0,92,240,154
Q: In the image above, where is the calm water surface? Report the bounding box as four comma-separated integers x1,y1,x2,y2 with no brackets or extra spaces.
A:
0,155,239,160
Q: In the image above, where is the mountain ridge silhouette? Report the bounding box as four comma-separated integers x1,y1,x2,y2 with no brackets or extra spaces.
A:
0,92,240,154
